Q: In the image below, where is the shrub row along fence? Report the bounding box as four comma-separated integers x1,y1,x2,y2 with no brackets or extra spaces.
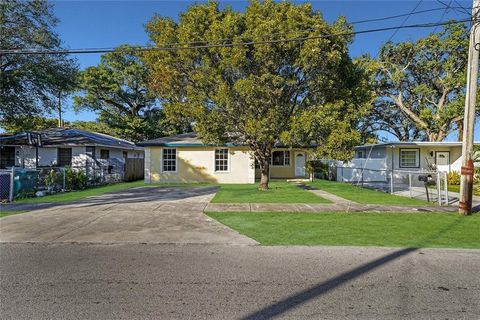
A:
0,165,122,202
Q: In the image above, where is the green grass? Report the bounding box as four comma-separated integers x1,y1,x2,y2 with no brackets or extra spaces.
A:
207,211,480,248
443,184,480,196
307,180,429,205
211,182,330,203
15,180,148,204
0,210,28,218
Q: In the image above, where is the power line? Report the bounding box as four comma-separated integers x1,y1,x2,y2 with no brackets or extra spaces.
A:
386,0,424,43
433,0,453,33
0,18,475,55
9,5,469,54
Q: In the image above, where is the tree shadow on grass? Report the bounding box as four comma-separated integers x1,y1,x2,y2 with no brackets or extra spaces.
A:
241,218,464,320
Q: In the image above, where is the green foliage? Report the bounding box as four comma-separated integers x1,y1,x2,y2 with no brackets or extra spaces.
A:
0,0,78,125
64,167,87,190
364,24,478,141
306,160,330,180
0,116,59,132
74,45,185,142
44,169,62,191
447,171,461,185
144,0,373,187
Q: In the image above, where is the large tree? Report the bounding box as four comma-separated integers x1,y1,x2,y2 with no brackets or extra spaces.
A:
365,24,479,142
74,45,185,142
144,0,372,190
0,0,77,127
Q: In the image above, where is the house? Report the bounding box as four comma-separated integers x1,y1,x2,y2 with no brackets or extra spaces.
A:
138,132,312,184
0,128,144,182
334,141,478,184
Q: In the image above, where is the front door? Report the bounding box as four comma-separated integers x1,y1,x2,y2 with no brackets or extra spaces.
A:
295,152,306,177
435,151,450,171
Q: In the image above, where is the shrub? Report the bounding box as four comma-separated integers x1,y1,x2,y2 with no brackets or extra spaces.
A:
64,167,87,190
44,169,62,192
447,171,461,185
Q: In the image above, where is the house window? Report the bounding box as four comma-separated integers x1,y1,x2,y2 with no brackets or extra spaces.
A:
399,149,419,168
100,149,109,160
57,148,72,167
272,151,290,166
215,149,229,172
0,147,15,169
356,150,364,159
162,148,177,172
86,146,96,159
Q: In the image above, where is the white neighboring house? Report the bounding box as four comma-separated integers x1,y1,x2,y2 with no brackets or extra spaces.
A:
334,141,478,183
0,128,144,182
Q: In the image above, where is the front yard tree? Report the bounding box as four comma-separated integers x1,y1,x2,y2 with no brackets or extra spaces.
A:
144,1,372,190
74,45,184,142
0,0,77,129
365,24,479,141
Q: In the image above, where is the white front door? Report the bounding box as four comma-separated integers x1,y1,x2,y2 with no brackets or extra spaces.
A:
435,151,450,171
295,152,306,176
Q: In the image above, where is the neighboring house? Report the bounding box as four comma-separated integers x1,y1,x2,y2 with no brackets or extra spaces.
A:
335,141,478,183
0,128,144,181
138,132,313,184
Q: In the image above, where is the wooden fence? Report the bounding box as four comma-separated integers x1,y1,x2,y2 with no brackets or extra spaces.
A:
125,158,144,182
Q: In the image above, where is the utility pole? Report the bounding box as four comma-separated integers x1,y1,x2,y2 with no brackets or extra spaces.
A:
58,91,63,127
459,0,480,215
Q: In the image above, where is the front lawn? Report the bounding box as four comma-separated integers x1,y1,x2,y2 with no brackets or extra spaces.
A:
15,180,147,204
307,179,429,205
444,184,480,196
207,211,480,248
211,181,330,203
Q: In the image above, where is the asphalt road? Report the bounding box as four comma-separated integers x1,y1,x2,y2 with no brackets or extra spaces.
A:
1,244,479,320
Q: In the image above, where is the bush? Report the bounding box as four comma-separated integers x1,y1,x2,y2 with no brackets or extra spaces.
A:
44,169,62,192
307,160,330,180
64,167,87,190
447,171,461,185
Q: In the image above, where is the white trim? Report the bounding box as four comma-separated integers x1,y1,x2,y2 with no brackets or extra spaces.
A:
271,150,291,167
161,147,178,173
294,151,306,177
213,147,230,173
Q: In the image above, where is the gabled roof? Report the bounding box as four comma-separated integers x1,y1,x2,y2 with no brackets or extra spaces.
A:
138,132,317,148
138,132,206,147
0,127,142,150
355,141,480,149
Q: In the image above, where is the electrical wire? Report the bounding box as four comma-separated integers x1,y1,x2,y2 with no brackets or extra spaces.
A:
0,18,475,55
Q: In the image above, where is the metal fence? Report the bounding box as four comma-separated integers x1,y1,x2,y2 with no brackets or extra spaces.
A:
0,163,124,202
332,165,450,205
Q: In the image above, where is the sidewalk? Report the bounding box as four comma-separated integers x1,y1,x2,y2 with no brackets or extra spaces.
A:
204,203,456,213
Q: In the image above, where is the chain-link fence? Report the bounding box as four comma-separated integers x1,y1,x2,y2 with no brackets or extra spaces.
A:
334,166,450,205
0,163,124,202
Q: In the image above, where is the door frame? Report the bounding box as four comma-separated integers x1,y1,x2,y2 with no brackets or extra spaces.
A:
434,151,450,171
294,151,306,177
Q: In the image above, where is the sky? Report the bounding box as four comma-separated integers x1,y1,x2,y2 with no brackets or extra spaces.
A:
51,0,476,141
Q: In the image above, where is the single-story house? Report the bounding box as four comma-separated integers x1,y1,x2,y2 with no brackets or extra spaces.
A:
333,141,478,184
353,141,478,172
137,132,312,184
0,127,144,181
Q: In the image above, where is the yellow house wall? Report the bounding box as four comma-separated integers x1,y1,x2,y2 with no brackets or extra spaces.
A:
145,146,255,184
255,148,310,179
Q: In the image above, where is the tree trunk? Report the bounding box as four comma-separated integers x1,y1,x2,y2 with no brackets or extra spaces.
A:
457,120,464,141
258,161,269,191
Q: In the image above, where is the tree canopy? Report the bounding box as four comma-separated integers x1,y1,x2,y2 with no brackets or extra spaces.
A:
74,45,186,142
363,24,478,142
144,0,372,189
0,0,78,127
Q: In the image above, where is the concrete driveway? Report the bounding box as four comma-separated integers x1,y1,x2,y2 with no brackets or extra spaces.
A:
0,186,257,245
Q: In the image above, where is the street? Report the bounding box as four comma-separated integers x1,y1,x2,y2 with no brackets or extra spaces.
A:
1,244,479,320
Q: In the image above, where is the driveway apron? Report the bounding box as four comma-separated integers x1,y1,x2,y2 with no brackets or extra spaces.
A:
0,186,257,245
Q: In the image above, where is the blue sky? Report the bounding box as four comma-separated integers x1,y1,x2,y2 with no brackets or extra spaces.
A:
51,0,475,141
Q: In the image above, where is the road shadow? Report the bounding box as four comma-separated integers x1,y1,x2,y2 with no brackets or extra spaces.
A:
242,218,465,320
